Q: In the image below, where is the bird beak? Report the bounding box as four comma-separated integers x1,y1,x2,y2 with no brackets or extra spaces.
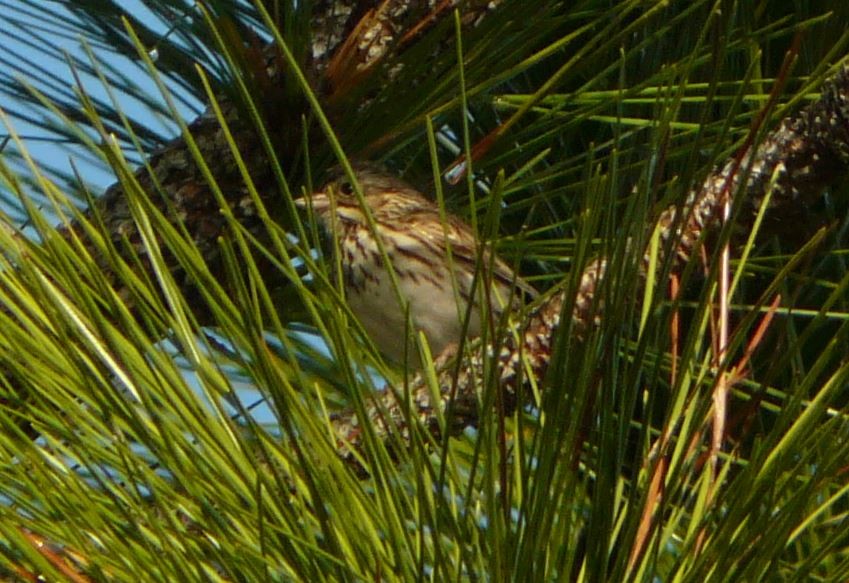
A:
294,191,330,212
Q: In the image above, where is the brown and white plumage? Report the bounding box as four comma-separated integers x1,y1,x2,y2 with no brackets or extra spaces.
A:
298,164,536,364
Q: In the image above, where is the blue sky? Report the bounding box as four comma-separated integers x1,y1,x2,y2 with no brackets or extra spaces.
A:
0,0,203,215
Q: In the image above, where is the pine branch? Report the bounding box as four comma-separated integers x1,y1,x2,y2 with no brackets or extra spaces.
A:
20,2,495,326
0,2,507,434
8,2,849,477
330,63,849,472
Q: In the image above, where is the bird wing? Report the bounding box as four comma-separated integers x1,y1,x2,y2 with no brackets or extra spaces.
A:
404,209,538,300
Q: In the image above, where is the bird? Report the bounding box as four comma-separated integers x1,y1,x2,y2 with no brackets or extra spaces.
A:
296,163,536,366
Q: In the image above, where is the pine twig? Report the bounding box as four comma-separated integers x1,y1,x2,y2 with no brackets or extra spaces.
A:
330,63,849,472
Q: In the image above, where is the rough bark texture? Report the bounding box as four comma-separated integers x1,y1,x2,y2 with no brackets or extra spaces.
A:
73,100,273,324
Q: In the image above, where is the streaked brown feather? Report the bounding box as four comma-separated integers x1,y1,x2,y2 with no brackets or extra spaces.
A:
297,164,536,364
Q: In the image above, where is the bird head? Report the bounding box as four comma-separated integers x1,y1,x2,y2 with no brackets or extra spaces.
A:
295,164,429,226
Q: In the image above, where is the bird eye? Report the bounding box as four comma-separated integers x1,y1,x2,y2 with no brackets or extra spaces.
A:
339,181,354,195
